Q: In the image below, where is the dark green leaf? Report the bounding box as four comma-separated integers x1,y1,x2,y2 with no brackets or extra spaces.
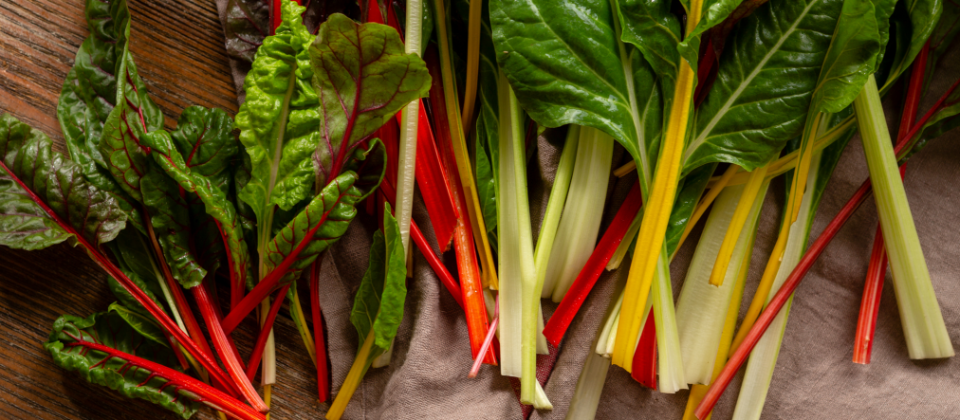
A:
665,163,717,256
141,162,206,288
683,0,844,173
879,0,940,91
0,114,126,250
473,5,500,241
142,127,249,290
309,13,432,187
107,228,168,317
902,82,960,160
263,171,364,284
490,0,662,190
57,0,143,233
45,312,199,419
223,0,270,63
98,49,164,203
923,0,956,90
350,203,407,353
108,302,168,347
614,0,682,107
678,0,748,68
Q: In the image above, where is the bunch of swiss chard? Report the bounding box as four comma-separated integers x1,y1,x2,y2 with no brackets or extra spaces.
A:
1,0,430,418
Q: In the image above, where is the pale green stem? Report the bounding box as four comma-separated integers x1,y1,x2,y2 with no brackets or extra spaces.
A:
534,126,579,299
854,75,952,359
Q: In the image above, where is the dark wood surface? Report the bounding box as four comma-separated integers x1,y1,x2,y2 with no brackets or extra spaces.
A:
0,1,320,419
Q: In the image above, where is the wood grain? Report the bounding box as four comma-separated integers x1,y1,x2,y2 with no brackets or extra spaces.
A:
0,1,321,419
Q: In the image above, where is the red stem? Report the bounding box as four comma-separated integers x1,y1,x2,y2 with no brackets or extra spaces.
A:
694,37,718,106
631,308,657,390
424,46,495,365
695,70,954,417
542,181,643,346
244,286,290,382
63,338,264,420
193,285,269,413
0,156,240,398
413,103,461,252
310,261,330,403
469,295,500,378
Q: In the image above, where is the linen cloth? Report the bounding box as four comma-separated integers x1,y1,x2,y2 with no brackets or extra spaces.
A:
214,2,960,418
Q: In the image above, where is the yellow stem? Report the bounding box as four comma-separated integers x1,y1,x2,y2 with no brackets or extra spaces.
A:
461,0,483,135
613,0,702,369
326,330,376,420
432,0,499,289
614,160,637,178
290,286,317,365
730,214,790,352
263,384,272,420
673,164,739,258
788,114,822,223
708,164,767,286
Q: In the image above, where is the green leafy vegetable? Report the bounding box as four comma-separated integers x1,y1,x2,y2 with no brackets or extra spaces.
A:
107,302,168,347
0,113,126,250
45,312,199,418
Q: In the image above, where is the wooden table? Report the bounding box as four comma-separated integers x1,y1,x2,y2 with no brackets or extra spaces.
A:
0,1,319,418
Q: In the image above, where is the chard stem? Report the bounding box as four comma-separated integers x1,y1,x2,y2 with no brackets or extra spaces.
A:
326,330,376,420
613,0,702,369
853,74,952,359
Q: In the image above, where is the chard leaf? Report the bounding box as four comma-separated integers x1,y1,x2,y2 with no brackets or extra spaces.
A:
682,0,844,173
808,0,887,116
107,302,167,347
263,171,364,284
878,0,940,91
490,0,663,191
141,163,206,288
45,312,199,419
237,0,320,223
223,0,270,63
107,228,168,316
98,49,164,203
142,125,249,291
925,0,959,83
350,203,407,353
902,83,960,160
614,0,682,107
309,13,432,187
0,114,126,250
678,0,748,66
57,0,143,233
223,0,360,64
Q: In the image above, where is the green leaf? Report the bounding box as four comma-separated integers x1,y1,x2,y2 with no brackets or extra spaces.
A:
98,49,164,203
350,203,407,354
0,114,127,250
57,0,143,233
45,312,199,419
263,171,364,284
902,83,960,160
142,128,248,290
878,0,939,91
107,228,168,316
490,0,662,190
926,0,958,80
141,162,207,288
614,0,682,107
108,302,168,347
309,13,432,187
237,0,320,225
808,0,886,116
682,0,845,173
678,0,748,68
473,6,500,243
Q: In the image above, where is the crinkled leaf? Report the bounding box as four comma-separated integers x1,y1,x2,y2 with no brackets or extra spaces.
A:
309,13,431,187
263,171,363,284
0,114,126,250
342,138,387,199
98,49,164,202
682,0,844,173
237,0,321,223
58,0,143,233
107,302,167,347
350,203,407,353
141,162,206,288
142,128,248,291
665,163,717,256
491,0,662,191
45,312,199,419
